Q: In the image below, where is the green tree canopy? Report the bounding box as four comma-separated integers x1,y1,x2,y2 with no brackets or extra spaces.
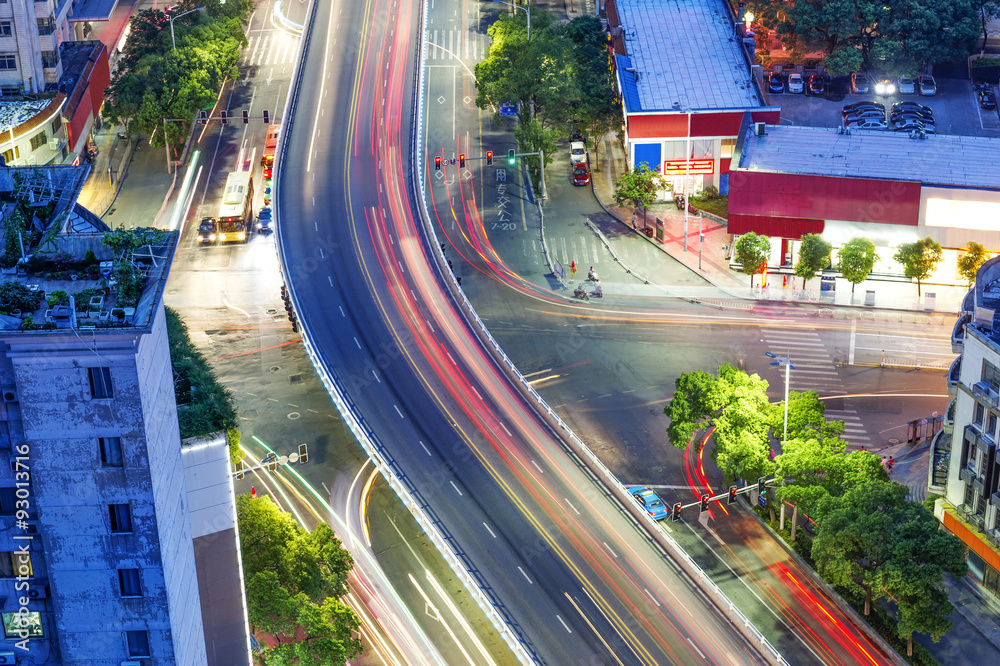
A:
894,236,943,297
611,162,667,222
237,495,362,664
957,241,989,286
734,232,771,288
794,233,832,288
837,237,878,294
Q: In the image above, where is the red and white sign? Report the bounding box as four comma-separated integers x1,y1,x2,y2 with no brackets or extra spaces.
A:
663,159,714,176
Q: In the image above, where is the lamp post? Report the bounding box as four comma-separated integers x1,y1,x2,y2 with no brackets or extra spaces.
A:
765,351,795,444
169,5,207,51
493,0,530,41
683,109,691,252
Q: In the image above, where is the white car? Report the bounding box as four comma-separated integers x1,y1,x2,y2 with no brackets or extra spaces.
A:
897,76,916,94
570,142,587,164
787,73,804,94
846,118,888,130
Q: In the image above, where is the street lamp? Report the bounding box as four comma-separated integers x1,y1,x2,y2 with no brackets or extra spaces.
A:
493,0,530,41
169,5,207,51
743,10,754,34
765,351,795,444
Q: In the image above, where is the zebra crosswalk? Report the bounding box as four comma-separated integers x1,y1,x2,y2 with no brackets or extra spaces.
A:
426,29,486,62
761,327,870,446
243,31,300,68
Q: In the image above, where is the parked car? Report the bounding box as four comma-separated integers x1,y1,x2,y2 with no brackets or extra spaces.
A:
572,163,590,186
842,101,884,116
980,89,997,110
198,217,218,244
766,72,784,94
917,74,937,96
851,72,870,94
891,110,934,124
257,206,272,233
570,141,587,164
891,101,933,115
897,76,916,94
893,120,936,133
874,78,896,95
628,486,668,520
787,73,804,94
846,118,889,130
808,74,826,95
844,112,886,125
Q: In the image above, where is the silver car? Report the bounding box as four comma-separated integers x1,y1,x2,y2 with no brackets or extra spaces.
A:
851,73,869,94
570,141,587,164
918,75,937,96
846,118,888,130
897,76,916,94
787,73,804,94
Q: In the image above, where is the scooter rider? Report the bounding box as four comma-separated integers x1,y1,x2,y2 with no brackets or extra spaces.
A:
588,266,599,281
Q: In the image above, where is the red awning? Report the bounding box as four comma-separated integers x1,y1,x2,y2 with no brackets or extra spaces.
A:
728,214,824,239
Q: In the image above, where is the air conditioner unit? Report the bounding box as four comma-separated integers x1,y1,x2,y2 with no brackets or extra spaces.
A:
755,121,765,136
0,652,16,665
47,138,59,151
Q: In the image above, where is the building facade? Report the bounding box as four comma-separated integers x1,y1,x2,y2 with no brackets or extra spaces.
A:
935,256,1000,603
0,0,74,94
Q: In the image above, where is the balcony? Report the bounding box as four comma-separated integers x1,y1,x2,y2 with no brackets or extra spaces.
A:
964,287,975,314
948,356,962,395
953,312,971,353
960,464,976,484
992,491,1000,508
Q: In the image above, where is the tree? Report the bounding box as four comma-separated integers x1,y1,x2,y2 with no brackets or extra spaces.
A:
734,232,771,288
958,241,989,286
664,370,723,447
794,233,832,289
611,162,667,224
837,238,878,295
894,236,942,297
237,495,362,664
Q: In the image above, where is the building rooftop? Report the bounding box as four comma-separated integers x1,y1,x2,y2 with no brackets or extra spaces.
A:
736,124,1000,190
0,165,176,333
0,100,53,135
614,0,760,112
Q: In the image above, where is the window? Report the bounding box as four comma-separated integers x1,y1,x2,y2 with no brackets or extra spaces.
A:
108,503,132,533
0,22,10,37
0,149,11,165
118,568,142,597
976,401,986,426
50,117,60,135
36,18,55,36
99,437,123,467
0,55,15,70
29,131,46,151
0,85,19,96
720,138,736,159
126,630,150,657
984,360,1000,391
0,551,32,577
990,412,998,438
0,487,16,515
88,367,113,399
2,612,42,639
40,50,57,68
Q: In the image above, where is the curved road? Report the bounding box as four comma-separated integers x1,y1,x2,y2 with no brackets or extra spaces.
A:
274,0,769,663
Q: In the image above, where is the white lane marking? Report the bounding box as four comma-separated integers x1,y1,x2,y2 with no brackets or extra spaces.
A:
470,386,483,401
419,441,431,456
531,459,544,474
354,337,361,349
500,422,511,436
483,523,496,538
556,615,572,633
393,404,402,417
328,276,333,286
339,306,345,316
319,248,324,259
687,638,706,660
312,196,315,206
518,567,532,584
372,371,381,383
565,499,581,515
398,261,405,273
603,542,617,558
450,481,462,496
644,588,661,607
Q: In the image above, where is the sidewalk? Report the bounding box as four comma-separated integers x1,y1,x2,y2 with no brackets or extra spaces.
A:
588,133,970,315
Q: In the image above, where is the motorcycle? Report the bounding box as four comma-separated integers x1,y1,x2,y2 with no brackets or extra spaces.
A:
573,284,589,300
593,284,603,298
674,194,685,210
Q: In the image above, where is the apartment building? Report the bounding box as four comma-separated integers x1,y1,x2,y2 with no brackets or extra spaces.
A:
936,255,1000,604
0,164,249,665
0,0,74,94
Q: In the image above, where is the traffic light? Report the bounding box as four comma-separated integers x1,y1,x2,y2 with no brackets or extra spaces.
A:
459,154,466,168
199,110,208,125
507,149,516,164
700,494,709,512
758,477,767,496
486,150,493,165
242,110,249,124
435,156,441,171
297,443,309,463
263,109,270,124
267,457,277,473
671,503,681,522
220,110,228,125
728,485,738,505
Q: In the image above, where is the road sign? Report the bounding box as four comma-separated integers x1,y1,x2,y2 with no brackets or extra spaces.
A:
758,493,766,508
499,103,518,117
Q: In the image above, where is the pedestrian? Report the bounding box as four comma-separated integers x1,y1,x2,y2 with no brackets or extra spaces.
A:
888,456,894,473
456,277,462,286
631,212,637,229
860,446,865,452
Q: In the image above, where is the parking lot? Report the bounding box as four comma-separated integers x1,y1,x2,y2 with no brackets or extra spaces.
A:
765,74,1000,137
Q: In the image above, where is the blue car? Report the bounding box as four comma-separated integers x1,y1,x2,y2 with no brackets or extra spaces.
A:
628,485,668,520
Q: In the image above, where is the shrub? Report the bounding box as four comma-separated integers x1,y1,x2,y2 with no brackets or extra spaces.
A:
84,249,98,268
20,315,35,330
46,290,69,308
0,281,40,313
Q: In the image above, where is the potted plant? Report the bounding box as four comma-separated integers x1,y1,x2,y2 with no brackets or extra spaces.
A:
20,315,35,330
112,308,125,321
44,273,52,281
41,321,56,330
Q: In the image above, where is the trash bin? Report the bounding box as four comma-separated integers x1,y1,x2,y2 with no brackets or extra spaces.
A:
865,289,875,306
925,292,935,311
